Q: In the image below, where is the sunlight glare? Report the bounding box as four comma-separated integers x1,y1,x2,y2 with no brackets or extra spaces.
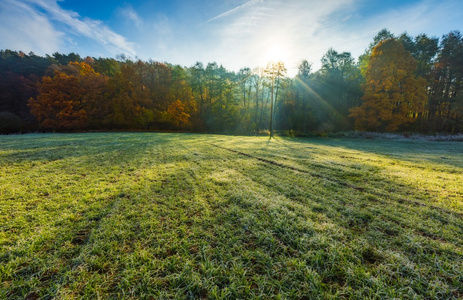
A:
264,44,289,63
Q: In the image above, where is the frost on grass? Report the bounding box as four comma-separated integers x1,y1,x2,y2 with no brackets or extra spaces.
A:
1,133,462,299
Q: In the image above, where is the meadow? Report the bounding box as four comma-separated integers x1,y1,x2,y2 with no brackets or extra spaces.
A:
0,132,462,299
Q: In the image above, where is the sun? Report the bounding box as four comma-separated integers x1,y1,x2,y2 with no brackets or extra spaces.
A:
264,44,289,63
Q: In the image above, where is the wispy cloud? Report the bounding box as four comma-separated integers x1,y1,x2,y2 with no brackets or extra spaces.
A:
356,0,462,38
193,0,461,75
207,0,264,23
199,0,356,74
27,0,136,56
0,0,63,54
150,14,175,55
120,5,144,29
0,0,136,56
2,0,460,75
321,0,463,66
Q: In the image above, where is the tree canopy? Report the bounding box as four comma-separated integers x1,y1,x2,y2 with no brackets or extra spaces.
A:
350,39,427,131
1,29,463,134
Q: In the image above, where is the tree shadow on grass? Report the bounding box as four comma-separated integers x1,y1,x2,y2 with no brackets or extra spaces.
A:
276,136,463,170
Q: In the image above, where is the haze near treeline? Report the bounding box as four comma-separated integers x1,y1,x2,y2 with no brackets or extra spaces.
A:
1,28,463,135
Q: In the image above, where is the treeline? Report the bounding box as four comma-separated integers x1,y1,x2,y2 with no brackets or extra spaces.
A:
1,29,462,135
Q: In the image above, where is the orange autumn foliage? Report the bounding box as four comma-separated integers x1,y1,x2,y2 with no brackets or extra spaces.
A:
350,39,427,132
28,62,106,130
29,71,86,130
166,99,190,129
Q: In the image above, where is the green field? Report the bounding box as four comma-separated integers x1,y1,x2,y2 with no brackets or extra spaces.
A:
1,133,462,299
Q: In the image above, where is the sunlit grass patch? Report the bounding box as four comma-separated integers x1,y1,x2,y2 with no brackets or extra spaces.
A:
1,133,462,298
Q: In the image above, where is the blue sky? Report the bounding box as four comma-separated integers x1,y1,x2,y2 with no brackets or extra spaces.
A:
0,0,461,75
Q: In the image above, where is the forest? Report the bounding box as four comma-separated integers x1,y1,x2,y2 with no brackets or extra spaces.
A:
1,29,462,135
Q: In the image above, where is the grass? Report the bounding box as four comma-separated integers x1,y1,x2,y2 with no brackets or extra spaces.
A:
1,132,462,299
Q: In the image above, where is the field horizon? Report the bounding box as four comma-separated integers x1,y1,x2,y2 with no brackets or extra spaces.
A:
1,132,462,298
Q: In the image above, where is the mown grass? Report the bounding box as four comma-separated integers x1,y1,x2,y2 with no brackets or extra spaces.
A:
1,132,462,299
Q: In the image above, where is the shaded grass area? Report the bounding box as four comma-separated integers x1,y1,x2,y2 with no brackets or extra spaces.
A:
1,133,462,299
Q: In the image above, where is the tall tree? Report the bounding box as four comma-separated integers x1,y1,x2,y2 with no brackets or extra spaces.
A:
428,31,463,133
399,33,439,78
319,49,362,130
249,68,267,132
28,62,101,130
291,60,316,134
0,50,52,130
359,29,395,77
189,62,206,129
93,57,120,77
264,61,287,137
238,67,252,111
104,63,152,129
350,39,427,131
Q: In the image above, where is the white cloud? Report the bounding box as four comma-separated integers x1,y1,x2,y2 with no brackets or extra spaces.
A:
0,0,63,54
189,0,461,76
3,0,459,75
0,0,136,57
199,0,356,75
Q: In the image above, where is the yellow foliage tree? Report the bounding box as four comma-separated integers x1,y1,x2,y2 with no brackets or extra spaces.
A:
350,39,427,131
166,99,190,129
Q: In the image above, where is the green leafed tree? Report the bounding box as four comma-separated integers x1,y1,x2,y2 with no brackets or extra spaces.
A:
104,63,152,129
428,31,463,133
264,61,287,137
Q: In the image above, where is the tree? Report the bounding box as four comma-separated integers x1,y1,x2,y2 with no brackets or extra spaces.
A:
350,39,427,131
3,28,463,134
50,52,82,65
238,67,252,111
28,62,106,130
399,33,439,78
0,50,52,129
319,49,362,130
93,57,120,77
264,61,287,137
290,60,317,134
297,60,312,79
428,31,463,133
189,62,206,129
104,63,152,129
249,68,266,132
372,29,395,46
359,29,395,77
29,70,86,130
0,111,23,133
166,99,190,129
